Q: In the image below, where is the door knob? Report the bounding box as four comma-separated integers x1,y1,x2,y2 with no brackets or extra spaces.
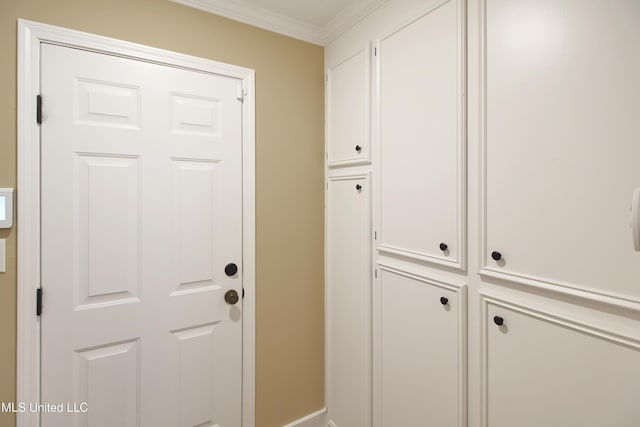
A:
491,251,502,261
225,263,238,276
355,145,362,153
356,184,362,191
225,290,239,305
493,316,504,326
440,297,449,305
439,243,448,251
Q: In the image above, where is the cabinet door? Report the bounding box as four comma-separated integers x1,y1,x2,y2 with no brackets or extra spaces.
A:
327,45,371,167
484,0,640,298
327,175,371,427
378,0,465,268
378,268,465,427
485,300,640,427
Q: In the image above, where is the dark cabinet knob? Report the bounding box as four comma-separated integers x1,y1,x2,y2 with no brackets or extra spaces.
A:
439,243,448,251
491,251,502,261
440,297,449,305
355,145,362,153
225,289,239,305
356,184,362,191
493,316,504,326
225,263,238,276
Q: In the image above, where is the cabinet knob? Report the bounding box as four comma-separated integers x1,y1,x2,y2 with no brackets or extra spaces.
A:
440,297,449,306
225,263,238,276
355,145,362,153
493,316,504,326
356,184,362,191
439,243,448,251
491,251,502,261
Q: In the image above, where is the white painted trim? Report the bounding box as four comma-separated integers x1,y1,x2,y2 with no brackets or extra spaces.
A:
478,292,640,427
170,0,388,46
170,0,321,44
479,268,640,313
377,244,462,269
282,408,327,427
16,19,256,427
321,0,388,45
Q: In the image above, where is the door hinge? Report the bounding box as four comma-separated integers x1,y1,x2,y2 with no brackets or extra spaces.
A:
36,288,43,316
242,288,245,299
36,95,42,125
374,230,377,240
236,85,245,102
374,47,377,56
374,269,378,279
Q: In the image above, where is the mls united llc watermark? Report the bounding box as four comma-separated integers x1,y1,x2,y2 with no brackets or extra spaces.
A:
1,402,88,413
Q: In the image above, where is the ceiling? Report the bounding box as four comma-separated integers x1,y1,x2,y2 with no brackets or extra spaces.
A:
171,0,388,45
244,0,354,28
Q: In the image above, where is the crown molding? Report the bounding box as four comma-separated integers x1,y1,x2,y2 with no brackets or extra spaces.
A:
320,0,387,45
170,0,388,46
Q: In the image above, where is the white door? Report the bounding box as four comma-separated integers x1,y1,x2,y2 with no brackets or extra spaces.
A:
40,43,243,427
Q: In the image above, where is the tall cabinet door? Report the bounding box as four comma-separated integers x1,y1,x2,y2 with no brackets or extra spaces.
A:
377,0,465,269
326,175,371,427
483,0,640,298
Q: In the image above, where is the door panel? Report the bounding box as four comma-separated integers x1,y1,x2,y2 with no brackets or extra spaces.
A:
74,340,139,427
40,43,243,426
486,300,640,427
77,154,140,307
171,159,219,292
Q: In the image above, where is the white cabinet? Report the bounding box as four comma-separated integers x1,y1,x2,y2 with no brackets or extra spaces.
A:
483,0,640,298
327,45,371,167
484,296,640,427
377,0,465,268
377,267,466,427
325,1,640,427
326,174,371,427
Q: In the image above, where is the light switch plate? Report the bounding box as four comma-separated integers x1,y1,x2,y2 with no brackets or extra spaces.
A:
0,239,5,273
0,188,14,229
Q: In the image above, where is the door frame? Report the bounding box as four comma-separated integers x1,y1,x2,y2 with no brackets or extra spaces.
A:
16,19,256,427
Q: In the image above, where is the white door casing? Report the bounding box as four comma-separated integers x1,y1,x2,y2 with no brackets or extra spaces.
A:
17,20,255,427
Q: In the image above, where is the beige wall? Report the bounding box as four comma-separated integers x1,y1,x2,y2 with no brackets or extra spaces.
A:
0,1,324,426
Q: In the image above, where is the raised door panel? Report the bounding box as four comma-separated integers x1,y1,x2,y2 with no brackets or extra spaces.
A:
378,267,466,427
327,44,371,167
484,297,640,427
327,174,371,427
378,0,465,268
483,0,640,298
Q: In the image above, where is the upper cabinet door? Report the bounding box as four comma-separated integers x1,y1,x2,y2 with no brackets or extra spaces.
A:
377,0,466,269
327,44,372,167
483,0,640,299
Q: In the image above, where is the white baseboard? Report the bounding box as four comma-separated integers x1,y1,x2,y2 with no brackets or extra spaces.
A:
282,407,327,427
